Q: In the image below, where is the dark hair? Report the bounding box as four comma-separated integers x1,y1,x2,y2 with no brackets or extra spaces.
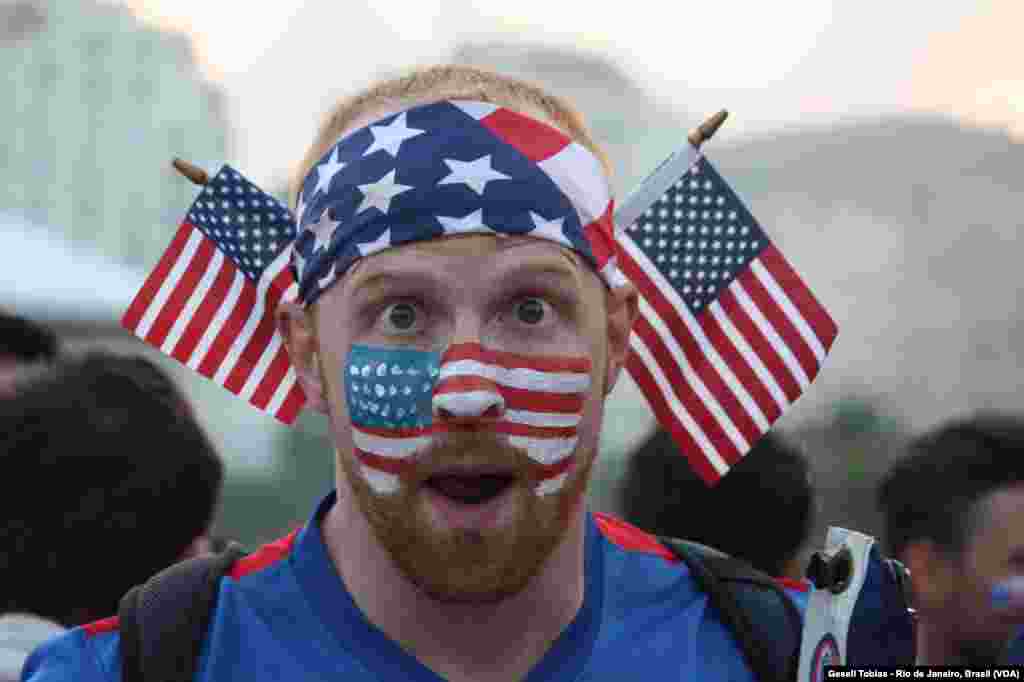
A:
0,352,224,626
0,310,58,363
619,429,813,576
877,413,1024,561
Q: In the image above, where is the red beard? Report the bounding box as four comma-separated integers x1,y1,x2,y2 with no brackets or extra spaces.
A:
341,429,594,603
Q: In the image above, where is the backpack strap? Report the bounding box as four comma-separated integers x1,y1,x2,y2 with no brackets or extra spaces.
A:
119,542,248,682
659,536,802,682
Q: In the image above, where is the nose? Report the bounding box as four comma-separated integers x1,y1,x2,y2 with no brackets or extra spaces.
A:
432,375,506,424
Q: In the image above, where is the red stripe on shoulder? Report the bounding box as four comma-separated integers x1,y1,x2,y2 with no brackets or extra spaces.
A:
593,512,679,563
229,528,301,579
83,616,120,637
775,576,810,592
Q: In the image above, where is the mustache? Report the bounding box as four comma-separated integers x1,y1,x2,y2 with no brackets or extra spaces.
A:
398,429,550,486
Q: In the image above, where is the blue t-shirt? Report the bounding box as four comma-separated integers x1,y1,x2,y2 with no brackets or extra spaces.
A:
22,492,809,681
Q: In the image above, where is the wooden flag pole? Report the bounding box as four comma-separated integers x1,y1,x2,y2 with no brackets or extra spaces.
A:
172,157,209,186
688,109,729,148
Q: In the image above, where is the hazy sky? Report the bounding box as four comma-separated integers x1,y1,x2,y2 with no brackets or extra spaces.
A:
121,0,1019,188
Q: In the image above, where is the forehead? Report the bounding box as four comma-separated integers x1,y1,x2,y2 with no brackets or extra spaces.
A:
979,484,1024,523
965,483,1024,547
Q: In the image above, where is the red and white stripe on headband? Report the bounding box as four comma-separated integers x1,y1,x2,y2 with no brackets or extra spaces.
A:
352,343,592,496
452,101,626,289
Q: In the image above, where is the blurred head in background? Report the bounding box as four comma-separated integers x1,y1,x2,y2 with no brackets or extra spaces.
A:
0,311,58,398
0,351,224,627
878,413,1024,665
620,429,814,578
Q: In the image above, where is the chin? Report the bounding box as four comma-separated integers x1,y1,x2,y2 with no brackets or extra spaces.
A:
345,443,596,604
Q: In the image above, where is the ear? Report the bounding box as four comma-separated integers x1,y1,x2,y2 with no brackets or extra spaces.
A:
277,301,329,414
604,283,640,396
903,540,956,612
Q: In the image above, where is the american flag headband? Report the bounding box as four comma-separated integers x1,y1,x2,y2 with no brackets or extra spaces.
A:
289,99,628,309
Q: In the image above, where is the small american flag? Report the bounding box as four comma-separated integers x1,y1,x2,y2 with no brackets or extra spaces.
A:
121,166,306,424
347,342,592,496
616,150,838,485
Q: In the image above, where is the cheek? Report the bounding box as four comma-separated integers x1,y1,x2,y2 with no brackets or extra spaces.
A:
339,345,442,494
575,378,608,449
344,345,440,429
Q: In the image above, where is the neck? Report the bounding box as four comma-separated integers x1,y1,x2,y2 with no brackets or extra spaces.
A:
321,479,587,682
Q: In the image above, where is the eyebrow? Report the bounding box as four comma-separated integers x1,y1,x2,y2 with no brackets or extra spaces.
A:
347,269,442,301
496,259,583,291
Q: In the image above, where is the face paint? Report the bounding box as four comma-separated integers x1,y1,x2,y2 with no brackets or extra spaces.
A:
345,342,592,496
434,342,591,496
346,344,441,494
992,577,1024,610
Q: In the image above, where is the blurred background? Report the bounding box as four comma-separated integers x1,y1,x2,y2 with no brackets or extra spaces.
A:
4,0,1022,551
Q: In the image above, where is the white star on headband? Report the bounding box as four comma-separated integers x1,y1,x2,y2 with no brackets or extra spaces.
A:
356,228,393,257
354,167,413,215
311,146,346,198
364,112,426,158
309,209,342,254
437,209,497,236
527,211,572,248
356,170,413,215
438,155,510,196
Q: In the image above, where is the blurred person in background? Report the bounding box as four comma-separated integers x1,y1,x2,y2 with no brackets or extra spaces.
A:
877,413,1024,666
0,311,59,399
621,428,814,580
0,351,224,680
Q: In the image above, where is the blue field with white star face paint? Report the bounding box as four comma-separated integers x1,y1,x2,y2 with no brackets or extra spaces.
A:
345,345,440,430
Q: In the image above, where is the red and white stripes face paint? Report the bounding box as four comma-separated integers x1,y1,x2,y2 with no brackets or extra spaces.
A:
345,342,592,496
434,343,591,495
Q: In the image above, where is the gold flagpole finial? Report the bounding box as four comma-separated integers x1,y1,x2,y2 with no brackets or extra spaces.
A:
687,110,729,148
172,158,210,186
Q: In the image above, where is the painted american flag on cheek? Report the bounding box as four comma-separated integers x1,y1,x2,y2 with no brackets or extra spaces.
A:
345,343,592,496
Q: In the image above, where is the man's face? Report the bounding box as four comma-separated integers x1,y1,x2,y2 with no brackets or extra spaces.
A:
927,484,1024,663
312,234,615,603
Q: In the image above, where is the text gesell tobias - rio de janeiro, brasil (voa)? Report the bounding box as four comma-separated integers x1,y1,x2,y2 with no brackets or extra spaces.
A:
826,667,1023,679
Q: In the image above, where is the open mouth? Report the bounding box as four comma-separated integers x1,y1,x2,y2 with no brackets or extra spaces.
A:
426,473,516,505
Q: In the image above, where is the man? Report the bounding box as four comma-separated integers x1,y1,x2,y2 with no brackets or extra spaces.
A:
622,429,814,580
0,311,58,398
1,351,224,679
24,65,808,681
877,413,1024,666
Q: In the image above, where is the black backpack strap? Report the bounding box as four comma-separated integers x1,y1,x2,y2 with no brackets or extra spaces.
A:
119,542,248,682
659,536,802,682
